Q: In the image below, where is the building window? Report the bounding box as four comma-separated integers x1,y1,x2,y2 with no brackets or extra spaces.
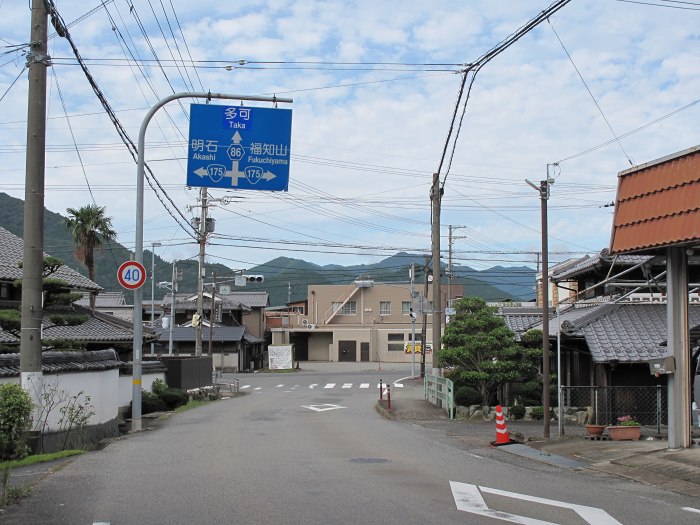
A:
379,301,391,315
402,301,411,315
332,301,356,315
388,333,404,352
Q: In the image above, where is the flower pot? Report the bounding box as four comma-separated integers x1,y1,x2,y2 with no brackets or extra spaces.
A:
585,424,606,437
607,425,641,441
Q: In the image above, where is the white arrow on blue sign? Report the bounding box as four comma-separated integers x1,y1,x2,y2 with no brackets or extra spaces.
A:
186,104,292,191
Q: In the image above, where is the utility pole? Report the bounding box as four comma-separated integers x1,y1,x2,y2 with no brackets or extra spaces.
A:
20,0,50,404
168,261,177,355
195,187,207,356
430,173,443,376
410,264,417,379
420,256,430,379
150,242,161,355
527,172,554,439
208,272,216,357
288,282,292,304
447,225,466,307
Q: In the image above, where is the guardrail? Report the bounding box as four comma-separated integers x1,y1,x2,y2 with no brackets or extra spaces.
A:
425,374,454,419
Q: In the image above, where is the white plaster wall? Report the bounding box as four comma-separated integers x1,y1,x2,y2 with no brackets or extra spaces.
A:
1,370,119,432
118,372,167,409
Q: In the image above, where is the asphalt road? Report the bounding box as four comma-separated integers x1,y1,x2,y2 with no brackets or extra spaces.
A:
4,368,700,524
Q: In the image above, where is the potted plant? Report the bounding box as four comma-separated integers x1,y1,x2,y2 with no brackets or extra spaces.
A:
607,415,641,441
584,423,606,437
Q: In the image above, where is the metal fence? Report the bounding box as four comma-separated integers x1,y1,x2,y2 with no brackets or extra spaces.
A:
425,375,454,419
561,386,666,433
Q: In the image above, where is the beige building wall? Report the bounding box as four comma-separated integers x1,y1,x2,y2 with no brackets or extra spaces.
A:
277,281,441,364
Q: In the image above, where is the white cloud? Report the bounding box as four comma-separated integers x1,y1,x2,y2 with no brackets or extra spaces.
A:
1,0,699,279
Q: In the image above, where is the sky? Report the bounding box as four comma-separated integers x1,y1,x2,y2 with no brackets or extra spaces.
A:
1,0,699,279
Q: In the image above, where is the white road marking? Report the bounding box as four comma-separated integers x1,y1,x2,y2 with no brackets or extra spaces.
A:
302,404,346,412
360,383,370,389
393,383,404,388
450,481,622,525
324,383,336,389
309,384,317,389
342,383,352,389
682,507,700,514
254,387,262,391
240,385,251,390
276,384,284,388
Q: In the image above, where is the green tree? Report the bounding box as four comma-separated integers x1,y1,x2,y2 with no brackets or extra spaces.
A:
437,297,538,405
65,204,116,311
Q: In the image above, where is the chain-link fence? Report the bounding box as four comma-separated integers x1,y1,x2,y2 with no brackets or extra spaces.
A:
561,386,666,434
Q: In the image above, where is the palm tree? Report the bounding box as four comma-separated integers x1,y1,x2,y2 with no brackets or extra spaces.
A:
65,204,117,311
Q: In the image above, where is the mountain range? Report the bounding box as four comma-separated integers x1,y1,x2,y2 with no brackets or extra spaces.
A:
0,192,535,306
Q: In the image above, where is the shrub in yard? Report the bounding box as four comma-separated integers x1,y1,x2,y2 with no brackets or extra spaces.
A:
140,390,166,414
509,404,526,420
151,378,168,396
530,406,545,420
518,381,542,406
454,385,482,407
157,388,188,410
0,383,33,461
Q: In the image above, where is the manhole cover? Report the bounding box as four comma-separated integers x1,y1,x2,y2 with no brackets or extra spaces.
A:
349,458,390,464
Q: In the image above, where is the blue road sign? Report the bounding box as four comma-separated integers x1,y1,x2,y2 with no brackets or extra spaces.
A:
186,104,292,191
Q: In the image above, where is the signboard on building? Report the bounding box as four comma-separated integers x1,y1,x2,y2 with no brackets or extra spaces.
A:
268,345,294,370
404,342,433,354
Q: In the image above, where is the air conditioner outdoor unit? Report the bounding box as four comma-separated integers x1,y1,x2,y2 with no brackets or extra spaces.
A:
302,319,308,325
308,324,316,329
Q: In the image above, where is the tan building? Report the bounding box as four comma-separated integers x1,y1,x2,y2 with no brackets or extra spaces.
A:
269,279,453,364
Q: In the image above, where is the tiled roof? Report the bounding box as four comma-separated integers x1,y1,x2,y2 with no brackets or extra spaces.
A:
0,349,122,377
562,303,700,363
39,304,142,343
155,325,246,343
154,325,263,344
161,293,251,313
0,226,101,291
119,359,167,375
227,291,269,308
550,249,653,282
76,291,128,308
610,145,700,254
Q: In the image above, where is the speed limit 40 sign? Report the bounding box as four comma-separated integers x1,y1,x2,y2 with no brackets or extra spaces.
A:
117,261,147,290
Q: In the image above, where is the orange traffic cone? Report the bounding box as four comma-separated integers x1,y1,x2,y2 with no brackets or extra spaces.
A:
492,405,512,446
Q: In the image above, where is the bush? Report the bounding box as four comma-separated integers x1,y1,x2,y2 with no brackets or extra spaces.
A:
509,404,526,420
158,388,188,410
0,384,33,461
454,385,482,407
151,378,168,396
140,390,166,414
518,381,541,406
530,406,545,420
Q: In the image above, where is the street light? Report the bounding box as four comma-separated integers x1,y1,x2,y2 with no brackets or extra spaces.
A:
150,242,162,355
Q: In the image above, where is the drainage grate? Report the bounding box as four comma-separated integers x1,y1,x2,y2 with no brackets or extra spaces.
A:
349,458,390,464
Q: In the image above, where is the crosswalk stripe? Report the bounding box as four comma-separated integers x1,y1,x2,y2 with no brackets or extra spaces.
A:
276,384,284,388
360,383,369,389
394,383,404,388
324,383,335,389
240,385,251,390
342,383,352,389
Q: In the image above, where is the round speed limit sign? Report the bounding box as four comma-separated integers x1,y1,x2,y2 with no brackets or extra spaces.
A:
117,261,147,290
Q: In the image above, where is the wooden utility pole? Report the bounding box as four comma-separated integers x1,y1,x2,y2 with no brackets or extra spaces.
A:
195,187,207,356
208,272,216,356
20,0,50,403
430,173,443,375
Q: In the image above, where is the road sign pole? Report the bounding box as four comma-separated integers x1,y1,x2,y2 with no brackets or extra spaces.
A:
133,92,292,432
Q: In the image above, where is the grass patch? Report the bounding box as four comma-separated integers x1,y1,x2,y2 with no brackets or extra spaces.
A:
0,449,84,470
173,399,212,413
